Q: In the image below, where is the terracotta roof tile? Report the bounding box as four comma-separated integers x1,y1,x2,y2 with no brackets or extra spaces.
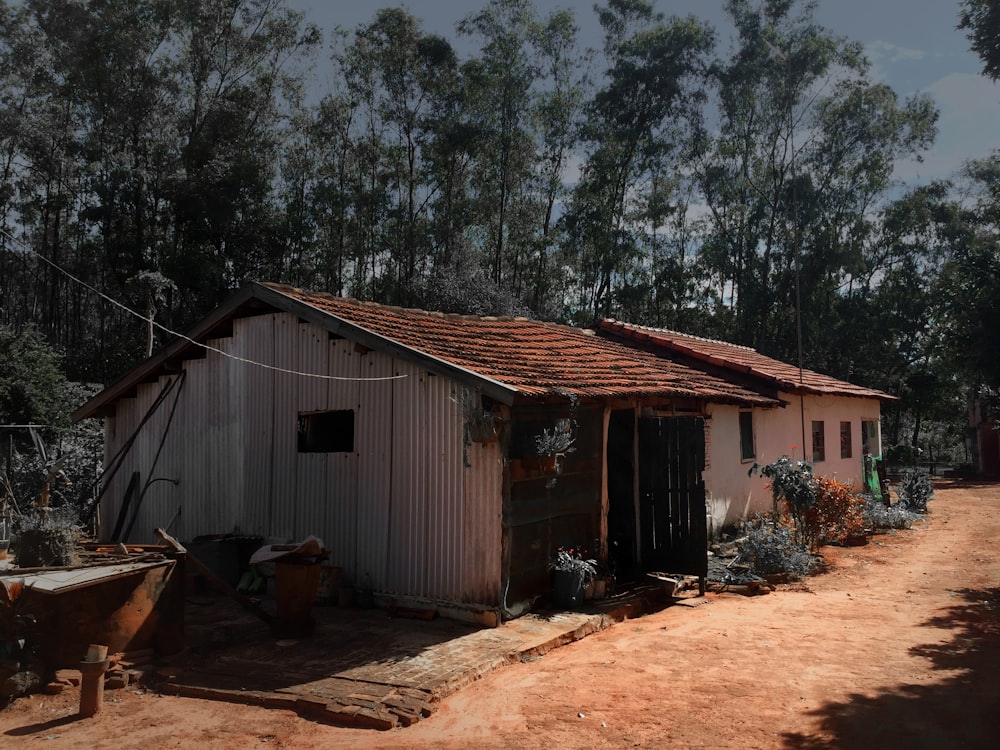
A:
598,320,895,401
264,284,777,405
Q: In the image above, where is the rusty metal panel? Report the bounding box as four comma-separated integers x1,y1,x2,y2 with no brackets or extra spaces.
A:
383,373,498,606
320,337,362,582
290,320,332,544
386,361,425,596
118,372,188,543
15,558,184,669
100,399,130,537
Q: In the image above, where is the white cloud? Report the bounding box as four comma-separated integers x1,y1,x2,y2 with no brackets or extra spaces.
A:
866,40,927,64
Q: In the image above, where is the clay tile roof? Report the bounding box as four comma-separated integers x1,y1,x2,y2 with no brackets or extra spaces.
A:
263,283,776,405
598,319,896,401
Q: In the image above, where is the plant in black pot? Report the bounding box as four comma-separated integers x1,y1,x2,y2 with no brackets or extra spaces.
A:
549,547,597,609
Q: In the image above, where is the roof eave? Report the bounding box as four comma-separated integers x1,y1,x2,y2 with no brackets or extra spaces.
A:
73,284,264,421
74,283,522,421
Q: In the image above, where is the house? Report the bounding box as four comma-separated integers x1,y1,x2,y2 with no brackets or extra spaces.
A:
968,395,1000,475
74,283,779,624
598,321,896,532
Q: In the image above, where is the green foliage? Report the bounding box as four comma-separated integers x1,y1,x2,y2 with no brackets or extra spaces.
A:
0,326,102,521
0,325,69,430
862,494,920,531
897,470,934,513
694,0,936,357
12,506,81,567
0,0,976,466
960,0,1000,82
885,444,919,466
3,418,103,521
550,546,598,582
735,513,814,579
756,456,817,513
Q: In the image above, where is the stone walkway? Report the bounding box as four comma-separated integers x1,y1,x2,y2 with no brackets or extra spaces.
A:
163,583,678,729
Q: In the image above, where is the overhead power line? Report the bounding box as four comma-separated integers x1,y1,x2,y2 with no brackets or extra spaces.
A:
0,229,406,383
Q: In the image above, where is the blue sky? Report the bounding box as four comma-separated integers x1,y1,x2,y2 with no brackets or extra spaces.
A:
289,0,999,187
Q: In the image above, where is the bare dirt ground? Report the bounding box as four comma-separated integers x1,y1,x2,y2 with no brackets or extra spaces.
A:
2,478,998,749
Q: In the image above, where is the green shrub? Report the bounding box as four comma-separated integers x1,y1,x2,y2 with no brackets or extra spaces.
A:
897,470,933,513
735,513,815,579
752,456,817,546
862,494,920,530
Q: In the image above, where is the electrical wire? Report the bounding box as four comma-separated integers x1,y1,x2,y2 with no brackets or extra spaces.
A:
0,228,406,382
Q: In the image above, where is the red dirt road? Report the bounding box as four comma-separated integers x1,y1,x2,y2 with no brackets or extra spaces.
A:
2,479,998,749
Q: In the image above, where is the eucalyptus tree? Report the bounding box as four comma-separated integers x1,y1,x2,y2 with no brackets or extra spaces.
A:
457,0,533,288
166,0,319,316
303,93,356,296
694,0,936,361
359,9,458,303
960,0,1000,81
0,0,182,378
457,0,542,292
563,0,712,323
938,156,1000,392
0,1,58,333
0,0,319,381
523,8,589,314
325,8,461,303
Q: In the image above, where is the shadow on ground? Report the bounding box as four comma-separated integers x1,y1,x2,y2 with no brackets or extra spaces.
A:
781,586,1000,749
161,581,674,728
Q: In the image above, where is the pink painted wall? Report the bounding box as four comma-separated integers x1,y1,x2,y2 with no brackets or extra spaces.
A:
702,394,884,534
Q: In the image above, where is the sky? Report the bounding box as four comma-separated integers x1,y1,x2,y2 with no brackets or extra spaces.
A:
288,0,1000,187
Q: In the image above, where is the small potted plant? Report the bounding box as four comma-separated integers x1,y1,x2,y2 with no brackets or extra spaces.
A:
549,547,597,609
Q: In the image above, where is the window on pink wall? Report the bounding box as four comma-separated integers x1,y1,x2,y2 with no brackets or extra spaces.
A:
739,411,755,461
812,420,825,462
840,421,852,459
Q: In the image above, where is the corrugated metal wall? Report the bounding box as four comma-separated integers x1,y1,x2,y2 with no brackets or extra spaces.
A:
98,312,501,609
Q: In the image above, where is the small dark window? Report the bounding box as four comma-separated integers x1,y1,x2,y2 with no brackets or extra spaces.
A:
739,411,755,461
840,421,852,459
812,420,825,462
298,410,354,453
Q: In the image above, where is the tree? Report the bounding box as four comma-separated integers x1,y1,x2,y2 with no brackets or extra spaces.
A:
937,156,1000,393
693,0,936,363
0,0,318,382
458,0,543,292
959,0,1000,81
0,324,69,430
563,0,712,323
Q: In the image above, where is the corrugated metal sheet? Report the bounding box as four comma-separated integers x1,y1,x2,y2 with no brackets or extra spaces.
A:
99,312,500,609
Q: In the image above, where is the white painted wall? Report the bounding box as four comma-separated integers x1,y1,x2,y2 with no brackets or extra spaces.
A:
703,393,883,534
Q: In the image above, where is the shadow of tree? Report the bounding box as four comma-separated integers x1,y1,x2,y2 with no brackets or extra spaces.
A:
782,587,1000,749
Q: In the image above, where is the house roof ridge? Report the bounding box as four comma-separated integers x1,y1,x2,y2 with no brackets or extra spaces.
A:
261,282,549,323
604,319,757,353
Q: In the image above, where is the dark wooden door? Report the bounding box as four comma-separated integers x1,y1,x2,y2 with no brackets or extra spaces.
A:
637,416,707,581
